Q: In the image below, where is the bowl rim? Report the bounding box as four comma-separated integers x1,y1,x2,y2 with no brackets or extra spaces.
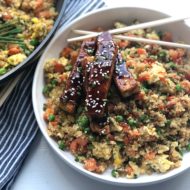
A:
32,6,190,186
0,0,67,83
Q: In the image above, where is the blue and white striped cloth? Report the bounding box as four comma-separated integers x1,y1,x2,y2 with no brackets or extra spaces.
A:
0,0,105,189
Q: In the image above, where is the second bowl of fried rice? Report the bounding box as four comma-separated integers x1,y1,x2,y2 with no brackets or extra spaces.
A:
32,7,190,185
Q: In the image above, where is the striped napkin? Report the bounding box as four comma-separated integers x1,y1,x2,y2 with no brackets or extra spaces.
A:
0,0,105,189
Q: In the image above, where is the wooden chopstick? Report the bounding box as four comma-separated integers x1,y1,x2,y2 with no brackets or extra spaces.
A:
114,35,190,49
68,29,190,49
68,16,189,42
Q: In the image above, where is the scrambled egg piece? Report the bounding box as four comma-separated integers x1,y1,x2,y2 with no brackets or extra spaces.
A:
148,155,174,173
92,142,112,160
7,53,27,66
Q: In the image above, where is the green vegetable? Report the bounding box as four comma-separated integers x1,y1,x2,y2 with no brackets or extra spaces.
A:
83,127,90,134
58,140,66,150
64,64,73,71
167,61,176,69
111,169,119,178
176,84,183,92
77,115,89,128
48,114,55,121
127,118,138,128
75,156,80,162
156,128,162,136
141,85,148,93
115,115,124,122
158,51,167,58
165,120,171,127
43,84,53,95
140,114,149,122
186,143,190,151
0,68,7,75
117,141,125,148
30,39,40,46
51,79,58,86
87,144,94,150
77,106,84,115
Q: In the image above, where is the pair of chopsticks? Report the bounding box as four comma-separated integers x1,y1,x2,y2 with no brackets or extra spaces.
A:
68,16,190,49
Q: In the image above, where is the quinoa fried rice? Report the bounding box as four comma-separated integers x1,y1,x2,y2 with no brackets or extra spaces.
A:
43,21,190,179
0,0,57,75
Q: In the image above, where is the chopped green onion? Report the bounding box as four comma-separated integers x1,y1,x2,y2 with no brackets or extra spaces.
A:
140,114,149,122
111,169,119,178
87,144,94,150
51,79,58,86
64,64,72,71
167,61,176,69
30,39,40,46
186,143,190,151
58,140,66,150
165,120,171,127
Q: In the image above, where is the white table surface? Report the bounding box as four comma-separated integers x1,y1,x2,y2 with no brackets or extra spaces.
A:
12,0,190,190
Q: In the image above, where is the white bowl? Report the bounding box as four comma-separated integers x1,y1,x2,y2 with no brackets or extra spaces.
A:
32,7,190,186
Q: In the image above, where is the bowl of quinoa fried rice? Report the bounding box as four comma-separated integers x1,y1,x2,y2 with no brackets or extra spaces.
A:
32,7,190,185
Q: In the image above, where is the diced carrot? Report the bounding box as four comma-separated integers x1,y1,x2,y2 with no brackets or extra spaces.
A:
138,73,150,82
129,130,140,138
2,13,12,21
70,137,88,154
125,166,134,175
70,51,79,64
120,122,130,133
137,48,146,55
54,61,64,73
36,10,52,19
144,151,156,160
84,158,97,172
50,121,58,127
8,45,21,55
60,47,72,58
135,92,145,101
181,80,190,94
167,96,175,101
43,108,54,121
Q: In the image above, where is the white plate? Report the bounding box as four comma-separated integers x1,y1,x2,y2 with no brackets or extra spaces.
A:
32,7,190,186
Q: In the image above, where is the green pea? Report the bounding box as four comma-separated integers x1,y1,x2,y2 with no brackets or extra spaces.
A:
0,68,7,75
127,118,138,128
176,84,183,92
77,115,89,128
115,115,124,122
49,114,55,121
58,140,66,150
